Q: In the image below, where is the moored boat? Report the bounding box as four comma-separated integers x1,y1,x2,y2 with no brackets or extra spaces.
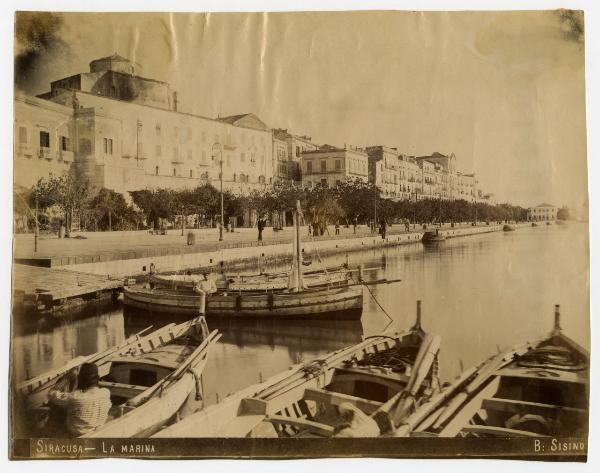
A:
125,283,364,319
422,229,446,243
16,316,221,438
503,224,516,232
402,305,588,438
154,301,441,438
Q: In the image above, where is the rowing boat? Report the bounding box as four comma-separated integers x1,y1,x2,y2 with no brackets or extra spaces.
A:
154,301,441,438
403,305,588,438
16,317,221,438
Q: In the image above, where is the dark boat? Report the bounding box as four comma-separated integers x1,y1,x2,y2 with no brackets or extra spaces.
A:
421,229,446,243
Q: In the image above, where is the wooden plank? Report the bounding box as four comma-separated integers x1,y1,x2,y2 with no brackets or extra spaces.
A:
266,414,334,437
303,388,383,415
481,397,587,417
461,425,548,438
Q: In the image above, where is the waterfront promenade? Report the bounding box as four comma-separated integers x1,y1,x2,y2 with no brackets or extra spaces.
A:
13,222,489,265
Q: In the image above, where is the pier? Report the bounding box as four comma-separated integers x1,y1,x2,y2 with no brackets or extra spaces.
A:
12,264,123,313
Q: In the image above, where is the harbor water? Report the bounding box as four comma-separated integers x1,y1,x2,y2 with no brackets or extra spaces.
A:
12,223,589,408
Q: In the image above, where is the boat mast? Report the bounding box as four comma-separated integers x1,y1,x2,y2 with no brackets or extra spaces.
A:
294,200,303,292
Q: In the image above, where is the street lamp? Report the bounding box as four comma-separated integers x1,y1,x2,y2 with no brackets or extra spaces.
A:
211,142,224,242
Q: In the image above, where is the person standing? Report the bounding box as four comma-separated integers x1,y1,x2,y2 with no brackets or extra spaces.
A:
48,363,112,437
380,219,387,240
335,223,340,235
257,217,265,241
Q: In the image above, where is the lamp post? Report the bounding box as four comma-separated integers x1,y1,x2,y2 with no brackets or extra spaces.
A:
211,142,224,241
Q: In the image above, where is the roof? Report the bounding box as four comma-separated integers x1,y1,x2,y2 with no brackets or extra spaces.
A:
536,203,556,208
90,53,133,64
217,113,269,131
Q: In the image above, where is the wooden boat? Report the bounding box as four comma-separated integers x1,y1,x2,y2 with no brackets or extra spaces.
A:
154,301,441,438
125,201,370,320
16,316,221,438
531,222,538,227
125,284,364,319
555,220,568,226
422,230,446,243
503,224,516,232
149,266,351,293
401,305,588,438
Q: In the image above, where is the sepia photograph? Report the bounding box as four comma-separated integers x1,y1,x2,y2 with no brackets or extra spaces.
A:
6,4,591,462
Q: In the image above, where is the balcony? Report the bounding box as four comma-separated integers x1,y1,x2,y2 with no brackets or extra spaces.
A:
17,144,33,157
38,148,52,160
59,150,74,163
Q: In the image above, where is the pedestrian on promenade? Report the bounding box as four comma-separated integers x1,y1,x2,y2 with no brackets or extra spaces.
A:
257,217,265,241
380,219,387,240
308,223,312,237
335,223,340,235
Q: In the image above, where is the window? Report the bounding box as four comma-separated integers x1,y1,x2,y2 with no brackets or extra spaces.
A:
335,160,341,171
189,169,193,178
336,180,341,187
40,131,50,148
321,178,328,186
156,123,161,135
296,146,300,157
156,145,162,157
307,161,312,173
233,173,237,182
19,126,27,144
173,168,177,176
108,139,113,155
155,166,159,175
259,175,266,184
60,136,70,151
321,160,327,172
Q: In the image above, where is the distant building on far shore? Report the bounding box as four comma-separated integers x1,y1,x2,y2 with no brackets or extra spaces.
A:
527,203,558,221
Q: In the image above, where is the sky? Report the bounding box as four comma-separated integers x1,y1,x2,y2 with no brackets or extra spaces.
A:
14,10,588,211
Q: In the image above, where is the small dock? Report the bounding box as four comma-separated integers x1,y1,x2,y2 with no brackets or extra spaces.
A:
12,264,123,313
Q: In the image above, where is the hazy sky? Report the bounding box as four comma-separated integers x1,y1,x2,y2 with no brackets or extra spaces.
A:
15,11,587,210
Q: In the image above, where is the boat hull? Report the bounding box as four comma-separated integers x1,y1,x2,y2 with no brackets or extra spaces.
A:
124,286,364,320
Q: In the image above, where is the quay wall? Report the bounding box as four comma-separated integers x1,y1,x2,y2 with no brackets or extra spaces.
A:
60,223,515,278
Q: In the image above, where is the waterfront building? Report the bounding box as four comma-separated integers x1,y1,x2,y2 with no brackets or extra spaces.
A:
457,172,478,202
365,146,400,199
15,54,274,197
300,145,369,188
272,129,320,183
416,152,457,200
14,94,75,189
528,203,558,221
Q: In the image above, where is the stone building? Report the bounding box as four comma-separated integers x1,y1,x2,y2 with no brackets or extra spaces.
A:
365,146,399,199
14,93,75,189
272,129,320,183
15,54,274,198
528,203,557,221
300,145,369,188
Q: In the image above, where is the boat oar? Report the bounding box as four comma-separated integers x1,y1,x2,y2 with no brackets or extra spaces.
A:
393,366,477,436
431,340,536,430
391,334,441,426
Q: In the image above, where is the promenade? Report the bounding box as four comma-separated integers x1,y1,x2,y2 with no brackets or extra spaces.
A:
14,223,443,265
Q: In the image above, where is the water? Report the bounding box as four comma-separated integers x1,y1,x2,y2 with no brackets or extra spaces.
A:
12,223,589,407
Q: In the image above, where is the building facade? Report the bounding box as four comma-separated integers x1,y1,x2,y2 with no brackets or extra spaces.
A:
365,146,400,199
15,55,274,196
300,145,369,188
528,203,558,221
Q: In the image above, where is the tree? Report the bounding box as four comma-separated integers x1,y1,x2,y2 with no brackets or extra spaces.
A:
89,188,128,231
557,207,570,220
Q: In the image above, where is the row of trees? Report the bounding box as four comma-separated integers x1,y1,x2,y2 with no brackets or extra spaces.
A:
17,173,529,235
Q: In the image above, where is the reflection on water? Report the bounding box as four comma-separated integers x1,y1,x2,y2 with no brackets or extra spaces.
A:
12,224,589,406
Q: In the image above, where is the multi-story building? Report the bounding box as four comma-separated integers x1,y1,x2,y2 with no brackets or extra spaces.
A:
272,129,320,183
14,93,75,189
300,145,369,188
528,203,557,221
15,54,274,197
365,146,399,199
456,172,478,202
416,152,457,200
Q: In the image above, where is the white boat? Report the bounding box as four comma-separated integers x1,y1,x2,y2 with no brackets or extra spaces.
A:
154,302,441,438
16,317,221,438
400,305,589,438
